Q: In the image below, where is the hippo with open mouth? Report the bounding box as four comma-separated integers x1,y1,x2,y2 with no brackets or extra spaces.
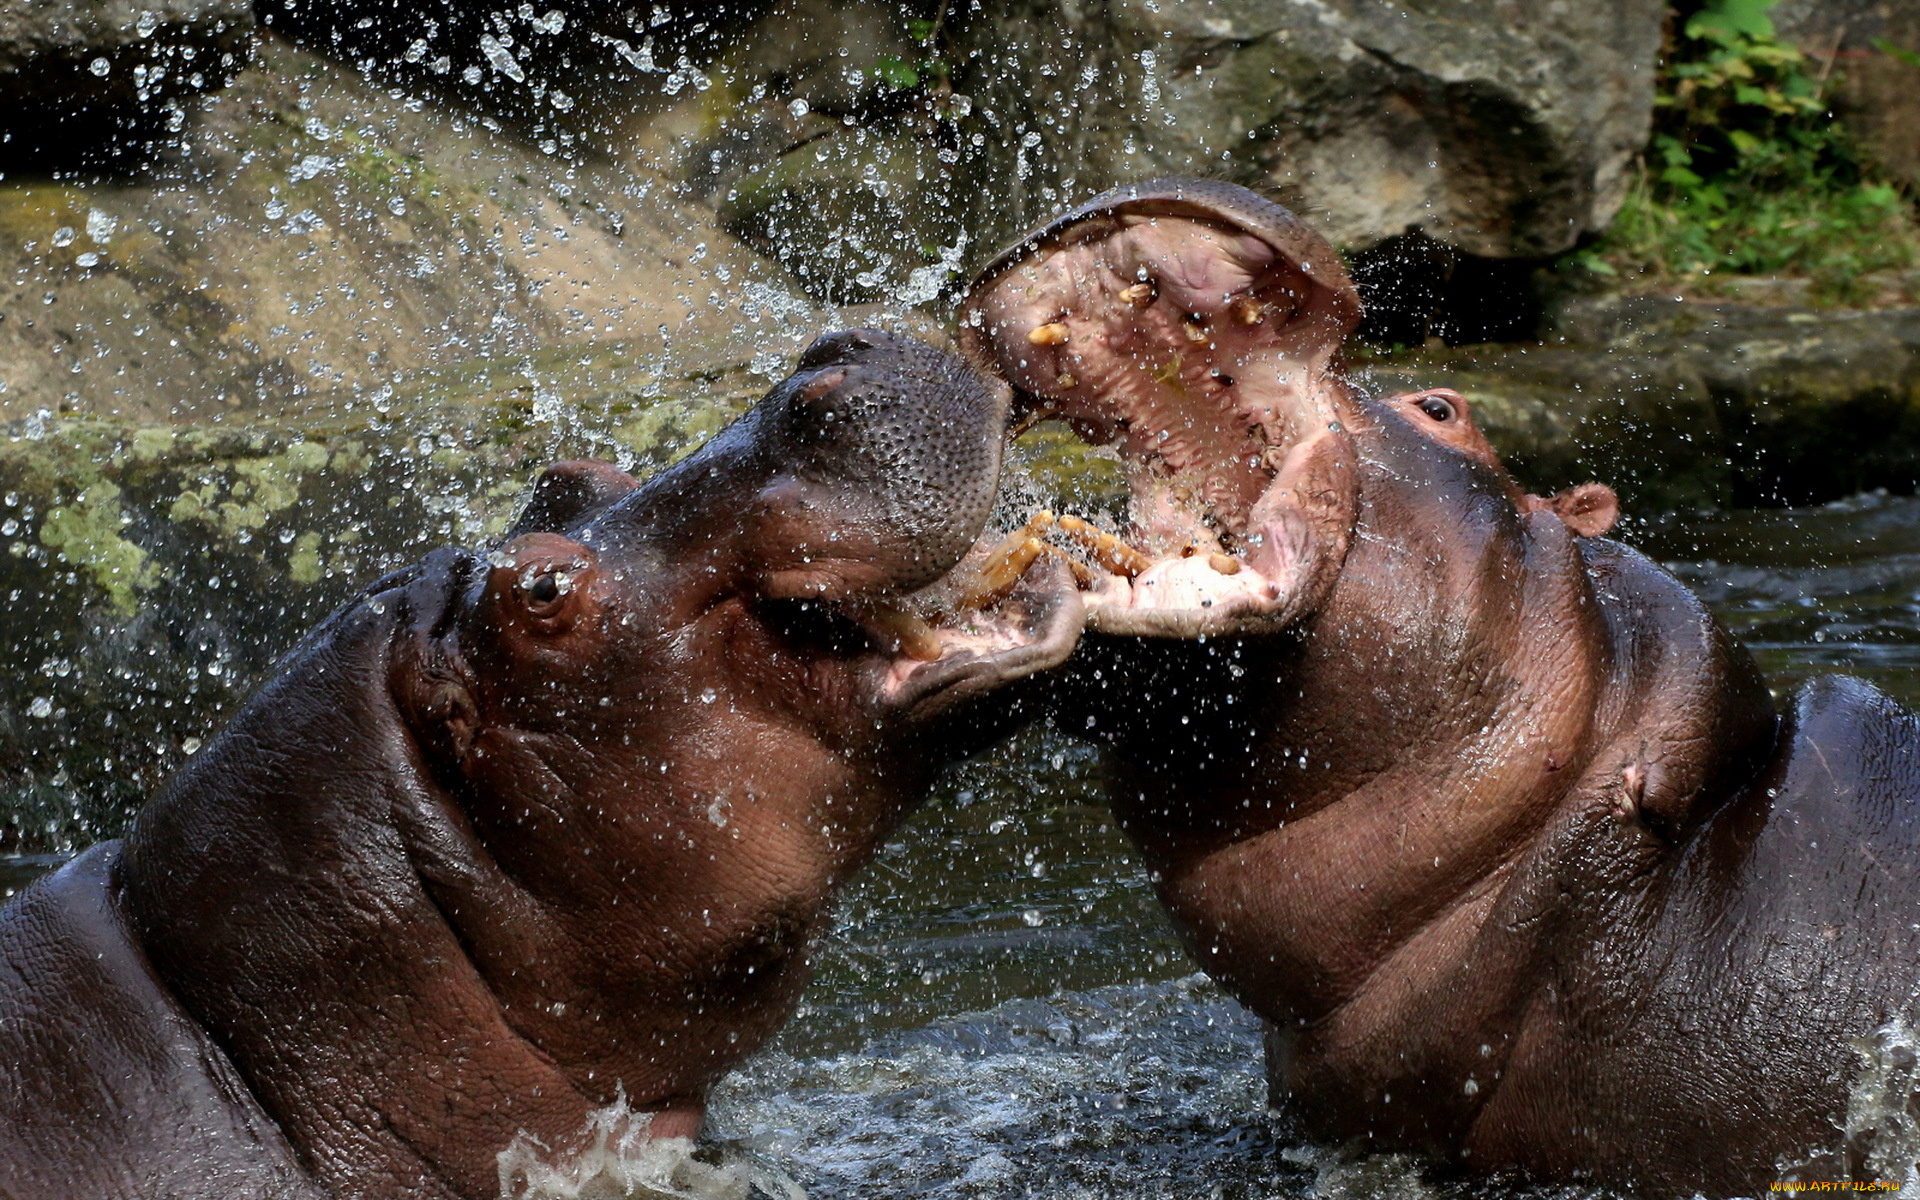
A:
961,179,1920,1194
0,329,1080,1199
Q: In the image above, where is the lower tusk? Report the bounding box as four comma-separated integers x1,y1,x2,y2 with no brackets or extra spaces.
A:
1208,553,1242,576
1054,514,1155,578
961,514,1057,609
866,605,945,661
1119,280,1156,307
1232,296,1265,325
1028,322,1070,346
1182,319,1211,345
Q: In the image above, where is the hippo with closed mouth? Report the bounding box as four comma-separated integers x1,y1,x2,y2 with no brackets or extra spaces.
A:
961,179,1920,1194
0,329,1081,1199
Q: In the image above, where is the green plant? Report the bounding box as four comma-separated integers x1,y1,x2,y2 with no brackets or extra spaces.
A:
1572,0,1920,298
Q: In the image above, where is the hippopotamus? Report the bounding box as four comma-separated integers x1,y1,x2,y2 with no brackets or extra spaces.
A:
959,179,1920,1194
0,329,1080,1199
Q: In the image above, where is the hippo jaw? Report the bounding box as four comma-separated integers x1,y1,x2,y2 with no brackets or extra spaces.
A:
959,179,1365,638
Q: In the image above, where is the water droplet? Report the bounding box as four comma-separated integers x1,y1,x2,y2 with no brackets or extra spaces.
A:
89,57,111,77
85,209,116,244
387,196,407,216
50,227,75,248
788,98,809,117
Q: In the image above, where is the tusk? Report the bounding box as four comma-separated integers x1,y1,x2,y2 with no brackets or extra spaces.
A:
1208,553,1242,576
1028,322,1070,346
865,605,945,662
1055,371,1077,390
1119,280,1156,307
1181,319,1210,345
1231,296,1265,325
960,513,1058,608
1054,514,1155,578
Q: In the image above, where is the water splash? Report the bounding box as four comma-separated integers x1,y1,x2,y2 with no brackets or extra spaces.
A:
498,1099,807,1200
1846,1014,1920,1186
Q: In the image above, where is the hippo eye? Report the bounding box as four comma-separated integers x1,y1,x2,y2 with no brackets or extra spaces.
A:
1417,395,1456,422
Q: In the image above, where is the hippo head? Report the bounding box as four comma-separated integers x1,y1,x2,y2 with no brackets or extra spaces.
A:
361,329,1076,1156
425,328,1075,754
957,178,1616,640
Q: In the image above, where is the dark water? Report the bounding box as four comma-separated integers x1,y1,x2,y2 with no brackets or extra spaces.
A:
10,495,1920,1199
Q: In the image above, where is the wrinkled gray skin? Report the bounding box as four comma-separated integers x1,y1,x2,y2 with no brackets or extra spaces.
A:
0,330,1081,1200
962,180,1920,1195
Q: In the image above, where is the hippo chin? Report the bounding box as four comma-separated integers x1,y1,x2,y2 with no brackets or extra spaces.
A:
0,329,1080,1199
962,180,1920,1194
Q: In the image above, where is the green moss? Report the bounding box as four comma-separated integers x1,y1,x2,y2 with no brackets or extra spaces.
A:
37,482,154,616
287,530,324,585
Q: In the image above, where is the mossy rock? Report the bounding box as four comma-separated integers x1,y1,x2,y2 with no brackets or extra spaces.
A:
1360,299,1920,513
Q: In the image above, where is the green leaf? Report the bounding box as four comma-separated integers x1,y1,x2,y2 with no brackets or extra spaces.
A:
1876,38,1920,72
907,17,937,44
874,54,920,89
1686,0,1779,44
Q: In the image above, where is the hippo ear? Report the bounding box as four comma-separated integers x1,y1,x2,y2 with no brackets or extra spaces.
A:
505,460,640,538
1529,482,1619,538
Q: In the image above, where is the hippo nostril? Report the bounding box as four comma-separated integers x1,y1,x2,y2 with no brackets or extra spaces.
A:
529,574,562,606
1417,396,1456,422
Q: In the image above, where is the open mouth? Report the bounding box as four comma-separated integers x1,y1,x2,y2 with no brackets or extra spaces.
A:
956,178,1365,637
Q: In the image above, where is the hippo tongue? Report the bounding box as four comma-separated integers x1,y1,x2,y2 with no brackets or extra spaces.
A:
958,179,1362,634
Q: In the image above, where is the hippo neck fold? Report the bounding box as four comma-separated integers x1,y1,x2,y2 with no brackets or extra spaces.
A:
115,559,605,1198
1100,397,1778,1149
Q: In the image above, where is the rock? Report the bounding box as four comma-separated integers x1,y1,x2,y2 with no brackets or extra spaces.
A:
1359,296,1920,512
0,31,843,853
1774,0,1920,193
0,0,252,164
631,0,1665,303
0,33,821,425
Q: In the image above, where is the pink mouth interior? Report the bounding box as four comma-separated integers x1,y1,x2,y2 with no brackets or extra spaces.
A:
960,201,1359,628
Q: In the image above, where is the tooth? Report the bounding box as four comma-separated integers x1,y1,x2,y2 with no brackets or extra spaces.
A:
1208,553,1242,575
1119,281,1156,307
1055,514,1155,578
961,517,1054,609
1182,319,1210,345
1056,371,1077,390
1028,322,1070,346
1232,296,1265,325
867,605,944,661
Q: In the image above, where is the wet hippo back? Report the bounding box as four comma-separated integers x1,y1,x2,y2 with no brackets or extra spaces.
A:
0,845,318,1198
